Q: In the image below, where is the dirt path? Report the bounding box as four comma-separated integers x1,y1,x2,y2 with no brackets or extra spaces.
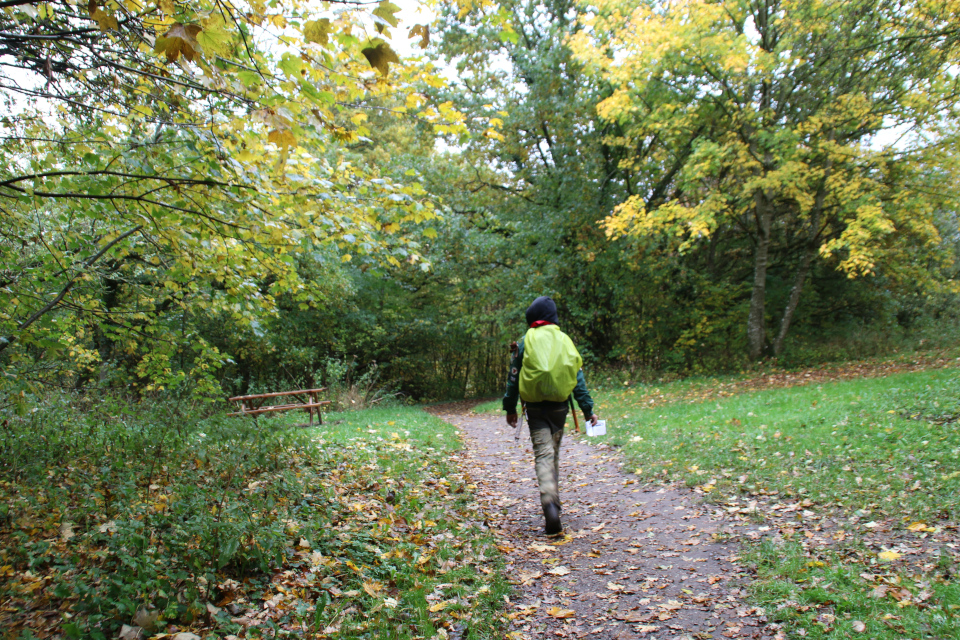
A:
434,407,780,640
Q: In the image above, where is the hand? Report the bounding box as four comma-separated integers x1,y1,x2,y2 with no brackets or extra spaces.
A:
506,413,518,428
589,414,599,426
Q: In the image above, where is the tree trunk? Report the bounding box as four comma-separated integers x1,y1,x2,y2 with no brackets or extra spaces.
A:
773,161,831,356
772,249,813,357
747,191,773,360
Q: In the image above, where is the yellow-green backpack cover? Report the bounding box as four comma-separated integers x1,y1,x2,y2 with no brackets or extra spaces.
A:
519,325,582,403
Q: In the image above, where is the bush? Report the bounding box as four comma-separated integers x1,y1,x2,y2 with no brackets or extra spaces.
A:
0,394,334,637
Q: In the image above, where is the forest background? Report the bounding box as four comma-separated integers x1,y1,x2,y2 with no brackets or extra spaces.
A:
2,0,960,408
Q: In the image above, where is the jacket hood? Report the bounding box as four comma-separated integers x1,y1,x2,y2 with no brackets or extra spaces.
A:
525,296,559,326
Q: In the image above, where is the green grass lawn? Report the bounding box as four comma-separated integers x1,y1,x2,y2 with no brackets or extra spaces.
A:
593,366,960,639
0,399,509,640
471,399,501,414
600,368,960,519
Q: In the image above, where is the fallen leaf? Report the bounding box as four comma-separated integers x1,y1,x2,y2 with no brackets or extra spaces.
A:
132,609,159,632
852,621,866,633
518,570,542,585
59,521,76,542
869,585,889,599
878,551,901,561
547,607,575,619
549,565,571,576
118,625,143,640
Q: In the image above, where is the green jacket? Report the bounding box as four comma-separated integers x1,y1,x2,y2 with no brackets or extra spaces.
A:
502,334,595,420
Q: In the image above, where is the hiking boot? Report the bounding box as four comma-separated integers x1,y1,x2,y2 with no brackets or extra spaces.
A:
543,502,562,536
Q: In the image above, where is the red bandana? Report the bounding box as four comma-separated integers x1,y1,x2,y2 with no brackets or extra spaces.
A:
529,320,555,328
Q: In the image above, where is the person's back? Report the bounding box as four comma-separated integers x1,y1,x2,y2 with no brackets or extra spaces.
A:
503,296,600,535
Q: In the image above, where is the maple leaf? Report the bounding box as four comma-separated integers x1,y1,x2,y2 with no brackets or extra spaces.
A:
373,1,401,28
409,24,430,49
303,18,332,45
154,24,202,63
361,42,400,77
91,9,118,32
267,129,297,149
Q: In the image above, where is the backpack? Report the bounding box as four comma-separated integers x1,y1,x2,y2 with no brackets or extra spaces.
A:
519,325,582,403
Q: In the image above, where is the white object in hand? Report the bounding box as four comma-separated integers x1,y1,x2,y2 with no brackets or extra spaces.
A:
586,419,606,437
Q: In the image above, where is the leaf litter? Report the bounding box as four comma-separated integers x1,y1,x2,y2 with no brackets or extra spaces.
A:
0,409,509,638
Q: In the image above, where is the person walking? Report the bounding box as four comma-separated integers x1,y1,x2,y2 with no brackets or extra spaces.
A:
503,296,600,535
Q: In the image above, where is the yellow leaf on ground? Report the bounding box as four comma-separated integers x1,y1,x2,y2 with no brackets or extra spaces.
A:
907,521,926,532
549,565,571,576
878,551,901,561
547,607,575,618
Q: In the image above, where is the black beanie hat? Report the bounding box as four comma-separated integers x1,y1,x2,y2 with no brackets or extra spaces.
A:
525,296,559,326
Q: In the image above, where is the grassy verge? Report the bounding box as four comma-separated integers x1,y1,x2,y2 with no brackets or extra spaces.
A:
470,400,500,415
0,397,509,640
594,366,960,638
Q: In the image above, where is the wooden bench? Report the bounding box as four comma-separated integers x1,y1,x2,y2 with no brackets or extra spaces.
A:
227,388,331,425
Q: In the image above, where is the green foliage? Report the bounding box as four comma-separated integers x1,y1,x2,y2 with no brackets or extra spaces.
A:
0,397,509,638
0,0,463,400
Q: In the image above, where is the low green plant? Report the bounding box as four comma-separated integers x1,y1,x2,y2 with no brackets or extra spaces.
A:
320,357,400,411
0,396,508,639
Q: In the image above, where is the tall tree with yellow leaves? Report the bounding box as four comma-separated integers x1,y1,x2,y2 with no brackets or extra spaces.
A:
571,0,960,359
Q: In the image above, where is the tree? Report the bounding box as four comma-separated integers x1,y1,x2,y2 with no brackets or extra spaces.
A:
0,0,461,396
571,0,960,359
428,0,637,361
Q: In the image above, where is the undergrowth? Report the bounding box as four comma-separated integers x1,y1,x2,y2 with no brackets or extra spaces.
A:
0,396,508,639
